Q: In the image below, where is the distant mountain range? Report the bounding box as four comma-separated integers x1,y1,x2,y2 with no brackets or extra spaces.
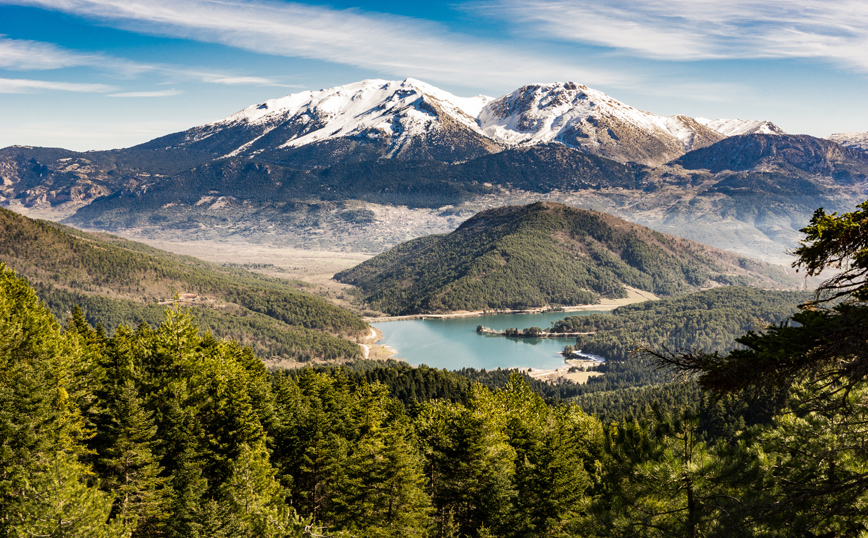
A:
335,201,800,315
113,78,777,167
1,78,866,265
830,132,868,153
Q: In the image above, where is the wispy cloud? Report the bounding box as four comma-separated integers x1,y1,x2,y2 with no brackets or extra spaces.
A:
0,77,116,93
473,0,868,71
0,35,297,89
0,35,101,69
108,88,181,97
3,0,627,88
199,75,281,86
0,35,150,75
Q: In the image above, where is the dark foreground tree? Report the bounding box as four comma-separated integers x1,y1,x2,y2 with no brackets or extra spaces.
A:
645,201,868,534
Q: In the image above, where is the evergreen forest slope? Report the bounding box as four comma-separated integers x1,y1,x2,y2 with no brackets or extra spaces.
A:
336,202,800,315
0,207,366,361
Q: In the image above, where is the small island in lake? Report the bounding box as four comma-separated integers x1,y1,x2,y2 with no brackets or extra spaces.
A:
476,325,593,338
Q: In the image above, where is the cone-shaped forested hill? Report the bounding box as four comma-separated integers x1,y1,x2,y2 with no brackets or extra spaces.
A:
335,202,800,315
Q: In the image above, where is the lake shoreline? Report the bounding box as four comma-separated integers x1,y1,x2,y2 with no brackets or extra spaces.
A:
363,287,658,323
363,303,621,323
369,309,615,380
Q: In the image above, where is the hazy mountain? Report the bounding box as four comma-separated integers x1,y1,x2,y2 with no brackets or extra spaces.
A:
2,79,865,266
0,78,795,213
335,202,800,315
829,132,868,153
673,134,868,178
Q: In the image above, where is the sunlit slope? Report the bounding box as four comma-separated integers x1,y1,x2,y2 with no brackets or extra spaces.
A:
0,207,366,361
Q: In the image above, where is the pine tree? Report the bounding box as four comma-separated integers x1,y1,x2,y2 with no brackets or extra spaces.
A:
217,443,305,538
330,384,432,536
0,264,119,537
99,378,167,536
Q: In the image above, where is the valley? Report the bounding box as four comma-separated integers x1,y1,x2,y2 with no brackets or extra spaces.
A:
4,80,867,269
3,73,868,537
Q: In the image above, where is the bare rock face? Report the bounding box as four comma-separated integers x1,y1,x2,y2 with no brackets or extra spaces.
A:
478,82,724,166
0,147,138,212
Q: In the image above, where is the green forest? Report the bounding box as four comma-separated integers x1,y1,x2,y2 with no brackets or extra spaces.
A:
337,202,797,315
2,199,868,536
550,286,811,360
0,207,367,362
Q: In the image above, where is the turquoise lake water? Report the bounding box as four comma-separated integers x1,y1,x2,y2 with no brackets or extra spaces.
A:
372,310,606,371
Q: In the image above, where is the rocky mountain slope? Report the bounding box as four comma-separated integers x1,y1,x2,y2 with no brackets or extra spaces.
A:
2,78,863,266
674,134,868,177
335,202,800,315
141,79,501,167
479,82,724,165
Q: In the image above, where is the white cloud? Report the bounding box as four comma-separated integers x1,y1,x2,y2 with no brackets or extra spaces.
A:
0,77,116,93
0,35,101,69
108,88,182,97
474,0,868,71
0,35,298,90
199,75,280,86
0,35,151,75
2,0,627,88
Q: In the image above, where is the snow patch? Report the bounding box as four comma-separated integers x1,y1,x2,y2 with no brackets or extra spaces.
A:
696,118,785,136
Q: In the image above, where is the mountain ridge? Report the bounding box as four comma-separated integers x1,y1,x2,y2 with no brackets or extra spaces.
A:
2,78,865,266
117,78,778,168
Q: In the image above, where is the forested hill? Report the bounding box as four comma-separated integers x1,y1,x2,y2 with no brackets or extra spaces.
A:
0,207,366,362
336,201,801,315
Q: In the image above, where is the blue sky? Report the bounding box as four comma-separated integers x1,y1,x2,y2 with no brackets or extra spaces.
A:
1,0,866,151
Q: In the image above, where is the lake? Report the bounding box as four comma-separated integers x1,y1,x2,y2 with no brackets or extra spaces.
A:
373,310,607,371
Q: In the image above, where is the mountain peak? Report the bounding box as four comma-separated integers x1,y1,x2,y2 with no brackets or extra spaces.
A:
477,82,723,165
130,78,795,168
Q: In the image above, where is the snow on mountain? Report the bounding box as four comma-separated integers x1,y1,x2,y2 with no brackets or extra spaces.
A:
829,132,868,153
189,78,496,162
167,79,799,167
478,82,724,165
695,118,786,137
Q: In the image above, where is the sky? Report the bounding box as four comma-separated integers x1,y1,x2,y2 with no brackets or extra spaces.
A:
1,0,866,151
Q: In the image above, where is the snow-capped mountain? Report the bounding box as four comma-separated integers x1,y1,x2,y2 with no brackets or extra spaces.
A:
478,82,724,165
133,78,795,168
696,118,785,137
829,132,868,153
164,78,500,165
